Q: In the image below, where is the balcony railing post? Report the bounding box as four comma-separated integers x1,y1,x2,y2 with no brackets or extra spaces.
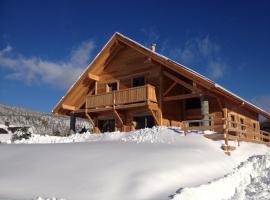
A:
146,84,149,100
113,91,115,106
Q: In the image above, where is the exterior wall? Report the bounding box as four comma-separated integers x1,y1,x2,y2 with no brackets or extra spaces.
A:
85,45,262,134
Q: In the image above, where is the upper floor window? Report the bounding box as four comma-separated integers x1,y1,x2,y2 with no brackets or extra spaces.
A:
107,82,118,92
133,77,145,87
240,118,245,130
230,114,237,128
253,123,256,130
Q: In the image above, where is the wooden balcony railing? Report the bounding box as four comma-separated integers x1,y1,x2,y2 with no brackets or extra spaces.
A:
182,115,270,144
86,84,157,109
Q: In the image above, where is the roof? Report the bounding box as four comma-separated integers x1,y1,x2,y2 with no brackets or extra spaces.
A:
53,32,270,120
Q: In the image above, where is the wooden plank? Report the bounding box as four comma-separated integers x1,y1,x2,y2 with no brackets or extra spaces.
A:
62,104,77,111
163,93,200,102
88,73,100,81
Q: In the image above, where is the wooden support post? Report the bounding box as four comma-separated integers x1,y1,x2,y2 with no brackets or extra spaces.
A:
70,112,76,132
95,81,98,95
223,107,229,148
159,70,163,125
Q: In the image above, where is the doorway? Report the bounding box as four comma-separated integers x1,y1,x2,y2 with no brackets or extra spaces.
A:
98,119,115,132
133,115,154,129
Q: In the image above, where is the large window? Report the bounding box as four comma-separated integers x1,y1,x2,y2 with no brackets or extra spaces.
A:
133,77,145,87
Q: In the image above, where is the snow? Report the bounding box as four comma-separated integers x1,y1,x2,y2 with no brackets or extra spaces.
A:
172,154,270,200
0,127,269,200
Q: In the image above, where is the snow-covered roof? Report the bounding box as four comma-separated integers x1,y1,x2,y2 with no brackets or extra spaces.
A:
53,32,270,120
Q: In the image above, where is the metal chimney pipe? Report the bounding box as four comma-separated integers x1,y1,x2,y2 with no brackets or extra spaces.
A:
151,43,156,52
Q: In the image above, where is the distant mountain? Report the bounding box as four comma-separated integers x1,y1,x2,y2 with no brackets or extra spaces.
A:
0,104,91,135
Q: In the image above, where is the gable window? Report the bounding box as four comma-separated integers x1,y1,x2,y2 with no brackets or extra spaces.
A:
133,77,145,87
107,82,118,92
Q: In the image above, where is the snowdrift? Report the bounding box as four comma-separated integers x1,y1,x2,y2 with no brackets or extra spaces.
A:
172,154,270,200
0,127,269,200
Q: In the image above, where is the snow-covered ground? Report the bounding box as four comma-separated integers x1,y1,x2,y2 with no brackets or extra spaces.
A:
0,126,269,200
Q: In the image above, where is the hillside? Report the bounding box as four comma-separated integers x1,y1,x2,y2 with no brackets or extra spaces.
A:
0,104,91,136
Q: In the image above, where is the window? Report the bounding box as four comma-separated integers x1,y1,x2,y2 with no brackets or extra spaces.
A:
107,82,118,92
133,77,145,87
230,114,237,128
253,123,256,130
240,118,245,130
185,98,201,110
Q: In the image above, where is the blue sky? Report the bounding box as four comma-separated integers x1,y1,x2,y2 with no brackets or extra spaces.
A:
0,0,270,113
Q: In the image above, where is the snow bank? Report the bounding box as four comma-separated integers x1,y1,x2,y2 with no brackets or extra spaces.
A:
0,127,269,200
10,126,185,144
172,154,270,200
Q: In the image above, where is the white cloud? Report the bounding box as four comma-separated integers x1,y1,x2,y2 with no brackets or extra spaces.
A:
0,45,13,56
0,40,95,89
252,95,270,114
167,36,227,80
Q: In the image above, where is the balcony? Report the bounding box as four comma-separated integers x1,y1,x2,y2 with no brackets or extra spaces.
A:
86,84,158,112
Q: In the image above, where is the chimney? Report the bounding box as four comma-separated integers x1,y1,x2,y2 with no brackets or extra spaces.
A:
151,43,156,52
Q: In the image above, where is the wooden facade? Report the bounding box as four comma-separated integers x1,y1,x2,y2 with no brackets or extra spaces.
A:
53,32,270,144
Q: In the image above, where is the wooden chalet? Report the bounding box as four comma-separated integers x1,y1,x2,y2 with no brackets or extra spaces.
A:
53,32,270,145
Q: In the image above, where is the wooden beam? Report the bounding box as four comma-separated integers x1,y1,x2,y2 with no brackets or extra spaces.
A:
62,104,77,111
163,81,177,96
163,93,201,102
88,73,100,81
85,112,95,127
149,108,160,125
95,81,98,95
163,71,198,92
113,109,124,127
